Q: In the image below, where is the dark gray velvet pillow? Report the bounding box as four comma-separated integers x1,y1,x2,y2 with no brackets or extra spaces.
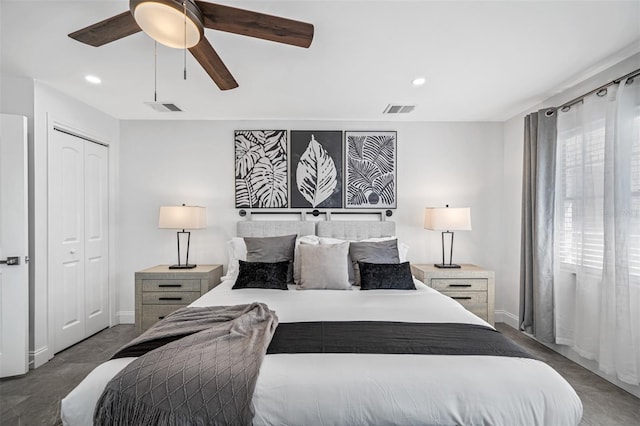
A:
244,234,297,284
232,260,289,290
349,239,400,285
358,261,416,290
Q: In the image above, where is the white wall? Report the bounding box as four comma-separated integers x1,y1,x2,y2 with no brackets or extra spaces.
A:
30,82,119,367
117,120,504,320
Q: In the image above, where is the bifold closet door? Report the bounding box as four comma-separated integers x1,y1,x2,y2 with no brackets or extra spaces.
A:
49,129,109,354
83,142,109,337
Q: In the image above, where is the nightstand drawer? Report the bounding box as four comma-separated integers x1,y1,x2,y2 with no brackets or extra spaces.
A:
141,305,185,330
410,264,495,325
432,278,488,292
135,265,224,332
142,291,201,305
442,290,488,306
142,279,201,292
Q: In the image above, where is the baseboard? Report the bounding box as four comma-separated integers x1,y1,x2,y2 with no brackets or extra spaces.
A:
29,346,50,369
494,310,519,329
116,310,135,324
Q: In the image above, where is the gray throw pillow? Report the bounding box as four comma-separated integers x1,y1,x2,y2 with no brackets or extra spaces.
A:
298,242,351,290
244,234,297,284
349,239,400,285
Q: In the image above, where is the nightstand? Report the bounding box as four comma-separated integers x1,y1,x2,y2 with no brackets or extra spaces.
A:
411,264,495,325
135,264,223,332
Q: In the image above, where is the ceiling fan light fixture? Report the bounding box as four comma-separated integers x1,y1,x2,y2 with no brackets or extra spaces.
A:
131,0,203,49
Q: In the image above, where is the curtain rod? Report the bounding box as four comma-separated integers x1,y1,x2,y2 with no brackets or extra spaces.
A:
558,68,640,111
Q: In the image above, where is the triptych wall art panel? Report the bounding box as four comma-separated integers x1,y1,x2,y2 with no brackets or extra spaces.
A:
234,130,397,209
235,130,288,208
345,131,397,209
290,130,343,208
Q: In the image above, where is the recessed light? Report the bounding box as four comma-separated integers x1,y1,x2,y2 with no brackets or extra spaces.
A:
412,77,426,86
85,75,102,84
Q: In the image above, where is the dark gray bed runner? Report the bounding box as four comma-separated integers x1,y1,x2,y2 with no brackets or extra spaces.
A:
94,303,278,426
267,321,535,359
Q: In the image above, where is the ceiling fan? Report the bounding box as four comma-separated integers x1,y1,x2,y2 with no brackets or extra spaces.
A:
68,0,314,90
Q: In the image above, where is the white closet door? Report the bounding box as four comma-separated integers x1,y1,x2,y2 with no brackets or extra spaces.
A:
84,142,109,336
50,130,85,353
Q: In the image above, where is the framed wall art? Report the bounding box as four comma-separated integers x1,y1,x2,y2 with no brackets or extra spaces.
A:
290,130,343,208
235,130,288,208
345,131,397,209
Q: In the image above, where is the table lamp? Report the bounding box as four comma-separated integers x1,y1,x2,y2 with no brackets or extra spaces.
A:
424,205,471,268
158,205,206,269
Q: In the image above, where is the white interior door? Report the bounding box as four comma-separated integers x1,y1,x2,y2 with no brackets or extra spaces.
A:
0,114,29,378
84,142,109,336
50,129,86,353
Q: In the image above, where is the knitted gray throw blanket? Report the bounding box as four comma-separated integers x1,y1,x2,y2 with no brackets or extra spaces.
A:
94,303,278,426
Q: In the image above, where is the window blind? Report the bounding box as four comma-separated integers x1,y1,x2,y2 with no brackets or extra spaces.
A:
556,113,640,275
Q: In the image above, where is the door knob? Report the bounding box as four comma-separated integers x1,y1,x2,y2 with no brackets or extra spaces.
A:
0,256,20,265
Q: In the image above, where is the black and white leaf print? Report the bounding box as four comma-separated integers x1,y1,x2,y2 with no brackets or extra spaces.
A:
362,135,395,174
296,135,338,208
235,177,257,207
347,158,381,191
234,130,288,208
235,132,265,178
345,131,397,208
347,184,368,205
373,173,395,205
261,130,287,164
252,156,288,208
347,135,366,160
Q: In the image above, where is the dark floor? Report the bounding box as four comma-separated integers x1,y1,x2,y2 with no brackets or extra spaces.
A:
1,323,638,425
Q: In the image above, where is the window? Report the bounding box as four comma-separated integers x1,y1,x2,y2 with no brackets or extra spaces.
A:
556,100,640,275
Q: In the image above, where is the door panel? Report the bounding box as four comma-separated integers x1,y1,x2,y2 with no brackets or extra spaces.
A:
84,143,108,336
50,130,85,353
0,114,29,378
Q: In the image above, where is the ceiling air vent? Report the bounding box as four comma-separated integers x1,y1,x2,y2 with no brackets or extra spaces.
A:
383,104,416,114
144,102,183,112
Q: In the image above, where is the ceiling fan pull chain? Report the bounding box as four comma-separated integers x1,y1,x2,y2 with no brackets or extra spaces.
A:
183,1,187,80
154,40,158,102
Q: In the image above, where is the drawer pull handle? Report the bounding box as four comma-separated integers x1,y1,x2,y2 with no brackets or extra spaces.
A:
159,316,165,320
449,284,472,288
159,297,183,301
452,296,472,300
159,284,182,288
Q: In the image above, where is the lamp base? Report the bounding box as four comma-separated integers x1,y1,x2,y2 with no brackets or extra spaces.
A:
168,264,197,269
434,263,461,269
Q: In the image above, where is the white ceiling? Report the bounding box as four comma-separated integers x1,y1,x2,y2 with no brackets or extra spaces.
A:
1,0,639,121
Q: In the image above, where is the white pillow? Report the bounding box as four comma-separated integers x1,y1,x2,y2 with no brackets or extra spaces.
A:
298,242,351,290
221,237,246,281
293,235,320,284
317,236,409,284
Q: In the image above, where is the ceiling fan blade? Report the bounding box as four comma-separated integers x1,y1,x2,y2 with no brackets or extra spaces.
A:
68,11,141,47
196,1,314,48
189,37,239,90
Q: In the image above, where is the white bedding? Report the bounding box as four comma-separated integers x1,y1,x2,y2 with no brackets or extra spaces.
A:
61,279,582,425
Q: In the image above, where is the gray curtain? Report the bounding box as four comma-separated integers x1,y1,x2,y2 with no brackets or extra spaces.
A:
520,107,557,343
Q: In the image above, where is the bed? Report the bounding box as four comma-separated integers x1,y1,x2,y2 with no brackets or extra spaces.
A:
61,220,582,425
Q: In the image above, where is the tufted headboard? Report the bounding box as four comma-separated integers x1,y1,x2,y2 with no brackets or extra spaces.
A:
237,220,315,237
315,221,395,240
237,220,395,240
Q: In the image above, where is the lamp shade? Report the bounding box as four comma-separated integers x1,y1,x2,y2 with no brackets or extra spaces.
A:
424,207,471,231
158,205,206,229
